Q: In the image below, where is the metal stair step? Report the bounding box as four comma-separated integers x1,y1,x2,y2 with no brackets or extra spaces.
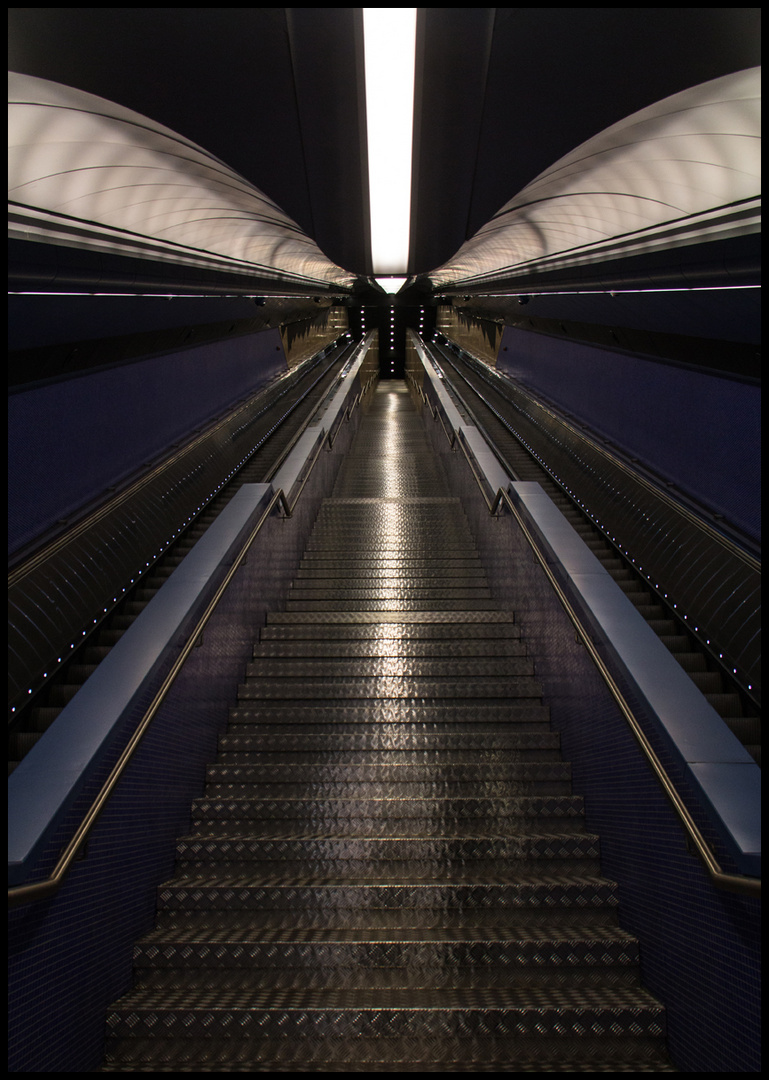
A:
284,598,502,611
187,817,590,840
148,906,623,934
133,921,640,970
127,967,638,993
156,875,620,914
244,657,532,678
288,583,493,596
98,1051,677,1071
295,564,487,577
203,782,574,801
259,620,519,640
226,702,552,729
189,794,586,823
174,833,599,865
205,761,569,783
264,609,518,624
236,676,544,700
218,731,558,753
252,638,526,658
105,983,665,1046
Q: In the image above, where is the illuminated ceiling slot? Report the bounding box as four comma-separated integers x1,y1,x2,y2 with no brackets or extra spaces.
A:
363,8,417,277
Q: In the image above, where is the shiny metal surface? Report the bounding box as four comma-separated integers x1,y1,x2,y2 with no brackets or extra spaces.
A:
101,384,674,1071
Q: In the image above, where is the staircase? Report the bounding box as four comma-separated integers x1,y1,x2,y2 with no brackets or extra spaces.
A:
101,382,675,1071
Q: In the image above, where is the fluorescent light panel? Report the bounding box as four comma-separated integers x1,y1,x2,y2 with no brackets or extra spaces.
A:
363,8,417,276
374,276,408,293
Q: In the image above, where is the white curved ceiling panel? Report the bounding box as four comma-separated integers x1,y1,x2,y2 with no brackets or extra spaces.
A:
428,67,761,289
8,72,355,290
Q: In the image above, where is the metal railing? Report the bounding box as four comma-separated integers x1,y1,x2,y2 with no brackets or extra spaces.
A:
408,368,759,897
8,369,378,907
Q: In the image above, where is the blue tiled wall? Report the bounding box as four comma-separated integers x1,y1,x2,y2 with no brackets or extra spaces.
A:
495,326,760,542
8,328,287,554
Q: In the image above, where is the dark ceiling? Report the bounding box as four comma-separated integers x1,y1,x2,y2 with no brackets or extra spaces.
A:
7,7,762,279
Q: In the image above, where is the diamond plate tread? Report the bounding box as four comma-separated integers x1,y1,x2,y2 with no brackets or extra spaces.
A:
300,548,479,557
244,658,533,678
252,639,526,658
135,922,639,959
301,558,482,570
236,676,543,699
174,835,599,864
156,878,620,914
288,582,493,595
168,863,606,887
154,876,617,911
320,497,466,505
306,530,476,540
292,579,491,592
307,525,475,535
216,743,562,762
190,795,585,822
107,982,664,1012
226,723,551,738
137,919,636,946
226,702,551,724
307,525,473,534
308,529,472,539
302,548,481,559
266,610,517,624
106,985,666,1043
215,752,562,766
313,502,469,511
224,725,551,739
188,818,590,840
219,731,555,753
284,599,502,611
205,762,569,783
131,969,641,995
201,787,575,805
150,908,623,938
259,621,519,639
97,1058,678,1072
296,564,487,575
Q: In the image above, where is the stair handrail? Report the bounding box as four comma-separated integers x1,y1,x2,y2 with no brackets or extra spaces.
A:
8,364,376,908
452,421,760,898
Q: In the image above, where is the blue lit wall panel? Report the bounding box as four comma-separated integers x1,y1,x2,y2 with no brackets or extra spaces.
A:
8,329,287,554
496,326,760,541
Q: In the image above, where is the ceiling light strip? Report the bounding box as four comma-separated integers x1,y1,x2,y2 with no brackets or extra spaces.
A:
362,8,417,277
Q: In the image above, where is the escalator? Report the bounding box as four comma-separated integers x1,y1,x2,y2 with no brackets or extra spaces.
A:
98,383,675,1072
426,342,760,767
8,341,358,772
